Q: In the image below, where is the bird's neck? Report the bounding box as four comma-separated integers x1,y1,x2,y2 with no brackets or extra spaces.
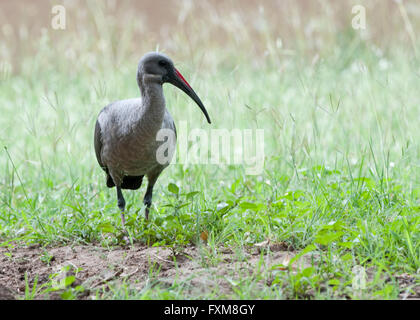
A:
137,75,166,136
141,83,165,116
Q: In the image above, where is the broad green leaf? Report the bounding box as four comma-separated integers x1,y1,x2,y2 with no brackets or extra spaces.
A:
97,223,116,233
61,275,75,287
239,202,258,210
168,183,179,195
185,191,199,199
338,242,354,249
301,267,314,278
328,279,340,286
315,231,343,245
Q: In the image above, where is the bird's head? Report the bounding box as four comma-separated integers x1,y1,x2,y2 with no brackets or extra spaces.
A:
137,52,211,124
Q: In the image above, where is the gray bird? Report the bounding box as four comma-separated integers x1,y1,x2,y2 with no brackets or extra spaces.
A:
94,52,211,225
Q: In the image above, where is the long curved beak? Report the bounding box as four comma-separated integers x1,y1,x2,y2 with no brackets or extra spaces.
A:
166,68,211,124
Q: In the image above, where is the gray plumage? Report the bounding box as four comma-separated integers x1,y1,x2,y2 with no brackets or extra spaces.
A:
94,52,211,224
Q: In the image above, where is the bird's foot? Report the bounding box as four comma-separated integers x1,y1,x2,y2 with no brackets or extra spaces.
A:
118,214,132,244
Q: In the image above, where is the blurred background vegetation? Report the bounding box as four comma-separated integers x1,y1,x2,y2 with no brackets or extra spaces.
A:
0,0,419,180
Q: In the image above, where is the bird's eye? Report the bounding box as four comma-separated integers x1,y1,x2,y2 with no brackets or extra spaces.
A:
158,60,167,67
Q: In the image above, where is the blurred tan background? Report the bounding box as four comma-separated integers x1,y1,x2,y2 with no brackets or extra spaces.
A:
1,0,419,73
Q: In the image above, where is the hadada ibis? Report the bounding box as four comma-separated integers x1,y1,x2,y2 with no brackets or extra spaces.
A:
94,52,211,225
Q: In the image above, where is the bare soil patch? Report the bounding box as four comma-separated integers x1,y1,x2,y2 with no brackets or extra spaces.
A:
1,244,418,300
0,243,304,299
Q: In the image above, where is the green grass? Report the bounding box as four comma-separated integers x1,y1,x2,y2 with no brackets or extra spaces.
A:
0,1,419,299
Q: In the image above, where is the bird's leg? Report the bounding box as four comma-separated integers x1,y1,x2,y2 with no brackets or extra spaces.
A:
116,186,126,225
143,171,162,220
143,183,154,220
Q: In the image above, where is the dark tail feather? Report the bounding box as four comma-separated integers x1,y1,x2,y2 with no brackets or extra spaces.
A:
121,175,144,190
106,173,144,190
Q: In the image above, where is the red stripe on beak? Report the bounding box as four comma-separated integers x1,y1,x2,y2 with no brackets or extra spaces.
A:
175,68,192,89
